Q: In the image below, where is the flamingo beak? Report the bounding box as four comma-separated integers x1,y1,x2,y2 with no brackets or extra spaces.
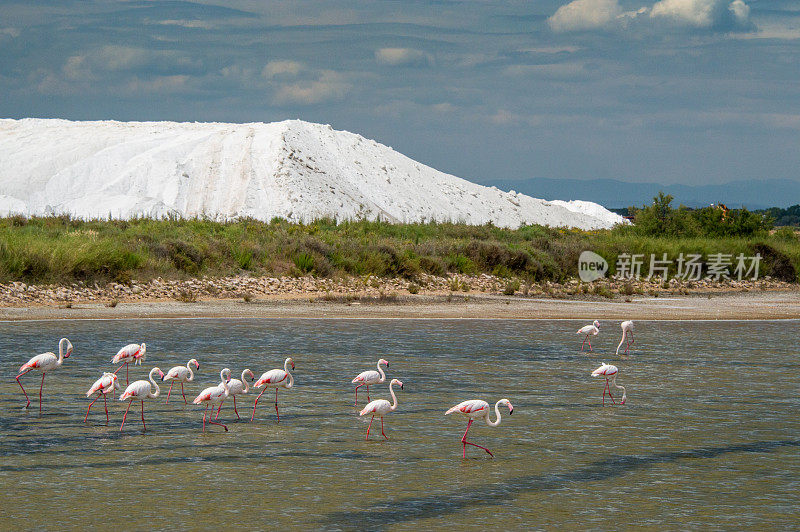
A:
400,384,404,390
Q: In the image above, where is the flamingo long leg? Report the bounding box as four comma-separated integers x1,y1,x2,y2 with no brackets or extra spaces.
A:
251,389,267,421
274,388,280,423
461,419,494,457
202,404,208,432
140,400,146,431
181,382,187,404
120,400,133,431
113,362,129,385
354,383,363,406
233,395,240,420
602,380,608,405
84,394,100,422
366,415,374,440
381,417,387,440
366,385,370,401
39,372,45,414
15,369,32,408
103,393,109,423
206,406,229,432
581,335,588,351
216,401,222,420
588,338,593,352
166,381,174,404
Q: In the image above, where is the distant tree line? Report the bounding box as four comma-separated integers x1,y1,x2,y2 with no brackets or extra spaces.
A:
755,205,800,227
621,192,773,237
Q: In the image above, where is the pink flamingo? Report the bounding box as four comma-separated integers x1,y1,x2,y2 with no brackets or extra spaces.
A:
351,358,388,406
84,372,120,423
359,379,404,441
616,320,634,355
216,369,254,420
15,338,73,413
252,357,295,423
577,320,600,351
591,362,627,405
445,398,513,458
112,343,146,385
193,368,231,432
162,358,200,404
119,366,163,432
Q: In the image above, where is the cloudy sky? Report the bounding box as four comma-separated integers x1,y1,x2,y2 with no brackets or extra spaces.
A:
1,0,799,189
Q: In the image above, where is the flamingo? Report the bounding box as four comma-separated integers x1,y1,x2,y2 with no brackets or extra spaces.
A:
252,357,295,423
359,379,404,441
445,398,513,458
163,358,200,404
351,358,389,406
192,368,232,432
616,320,635,355
112,343,146,385
84,372,120,423
15,338,73,413
216,369,254,421
591,362,627,405
119,366,164,432
577,320,600,352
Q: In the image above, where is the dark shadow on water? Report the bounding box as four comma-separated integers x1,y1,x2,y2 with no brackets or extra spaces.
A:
0,449,373,472
320,439,800,530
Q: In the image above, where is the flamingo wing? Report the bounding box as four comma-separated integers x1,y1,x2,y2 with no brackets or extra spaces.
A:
19,352,56,373
256,369,287,387
352,370,380,384
192,386,218,404
445,399,488,416
360,399,390,416
592,363,618,377
120,379,149,400
163,366,185,381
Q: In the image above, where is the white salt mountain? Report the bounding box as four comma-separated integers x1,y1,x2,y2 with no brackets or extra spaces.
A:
0,118,624,229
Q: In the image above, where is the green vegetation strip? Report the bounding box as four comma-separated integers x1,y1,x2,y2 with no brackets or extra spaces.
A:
0,198,797,286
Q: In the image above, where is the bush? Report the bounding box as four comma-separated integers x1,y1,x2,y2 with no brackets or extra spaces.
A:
293,252,315,274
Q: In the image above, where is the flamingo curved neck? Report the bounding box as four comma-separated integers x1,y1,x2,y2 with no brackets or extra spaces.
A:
241,370,250,393
616,332,626,355
611,374,627,401
186,361,195,382
388,381,399,411
486,401,504,427
283,360,294,389
57,338,68,365
376,360,387,382
148,369,161,398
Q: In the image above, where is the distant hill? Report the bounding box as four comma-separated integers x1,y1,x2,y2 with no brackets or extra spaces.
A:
483,177,800,210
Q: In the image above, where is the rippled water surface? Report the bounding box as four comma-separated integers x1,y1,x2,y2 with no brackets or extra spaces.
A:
1,318,799,530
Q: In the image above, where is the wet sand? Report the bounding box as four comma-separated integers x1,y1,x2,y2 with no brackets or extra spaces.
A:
1,290,798,321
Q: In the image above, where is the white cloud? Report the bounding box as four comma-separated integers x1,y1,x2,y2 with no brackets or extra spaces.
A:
650,0,748,27
262,60,304,79
548,0,622,32
375,48,432,67
548,0,752,33
273,71,350,105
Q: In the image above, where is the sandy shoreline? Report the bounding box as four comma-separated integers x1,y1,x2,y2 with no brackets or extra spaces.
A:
1,290,799,321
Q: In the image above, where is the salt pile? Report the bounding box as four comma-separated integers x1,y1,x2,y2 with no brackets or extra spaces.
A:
0,118,625,229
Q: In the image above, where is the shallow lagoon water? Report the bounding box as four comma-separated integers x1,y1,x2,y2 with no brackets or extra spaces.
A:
1,318,798,530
